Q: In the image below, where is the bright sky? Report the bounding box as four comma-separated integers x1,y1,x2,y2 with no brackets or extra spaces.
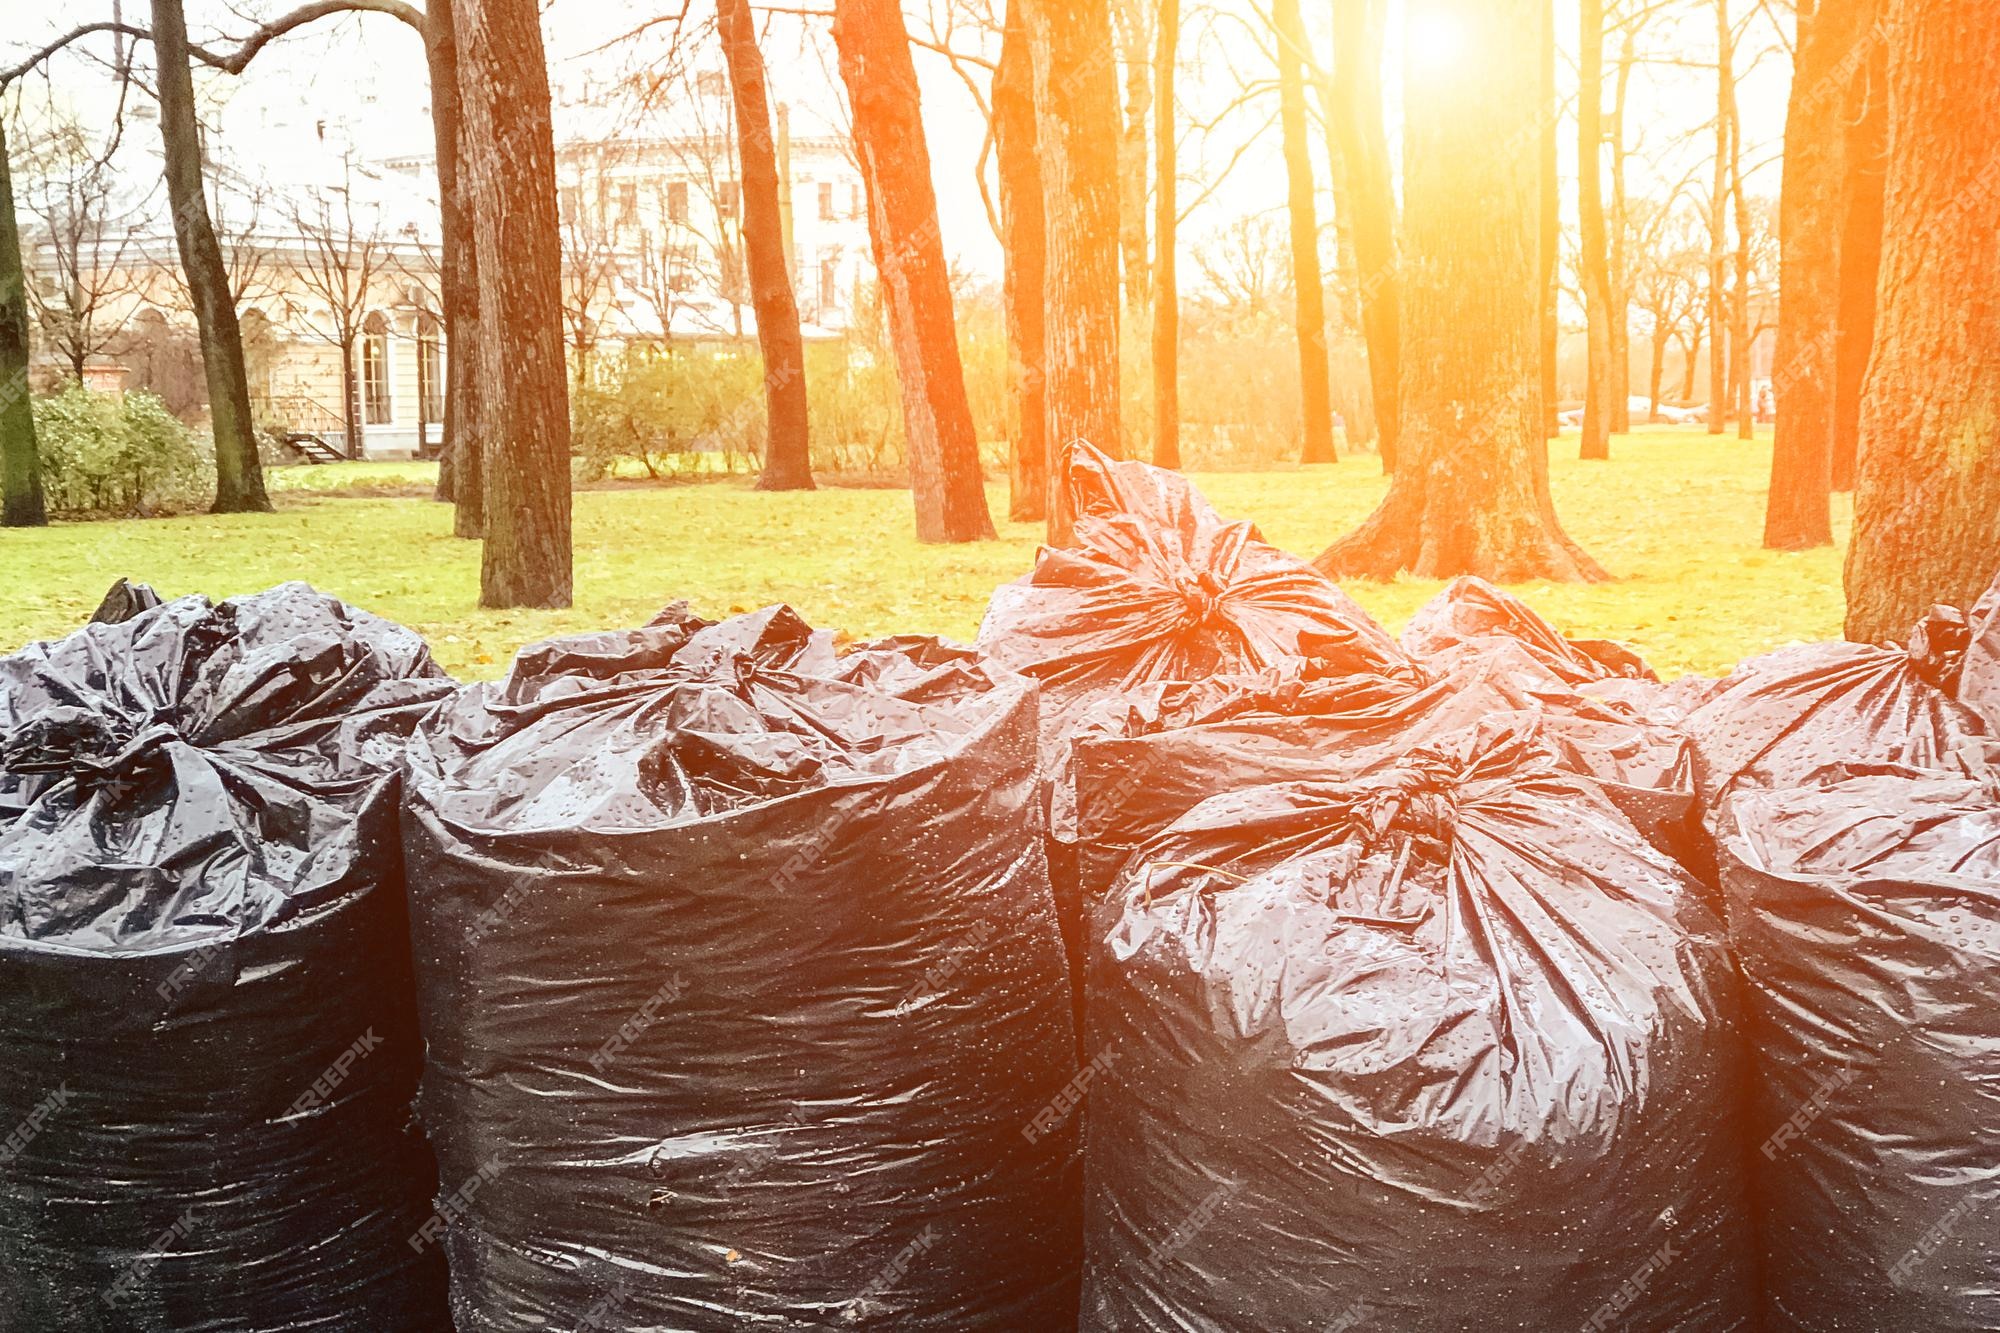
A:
10,0,1792,286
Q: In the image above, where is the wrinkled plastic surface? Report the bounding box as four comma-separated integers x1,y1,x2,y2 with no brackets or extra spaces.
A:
1684,609,1997,815
977,443,1403,745
402,605,1082,1331
1402,575,1658,684
1059,643,1700,908
1079,727,1754,1332
1965,570,2000,732
1720,766,2000,1332
0,583,453,1332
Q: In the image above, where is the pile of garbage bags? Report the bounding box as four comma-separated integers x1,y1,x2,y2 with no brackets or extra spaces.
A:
2,447,1998,1333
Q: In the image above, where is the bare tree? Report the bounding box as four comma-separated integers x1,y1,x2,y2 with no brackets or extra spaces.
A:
14,113,150,380
285,162,396,458
1323,0,1399,470
0,115,45,526
555,185,623,392
1152,0,1180,469
1270,0,1334,464
993,4,1049,512
1579,0,1615,459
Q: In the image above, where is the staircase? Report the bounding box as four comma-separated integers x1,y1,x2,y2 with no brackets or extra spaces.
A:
282,432,347,465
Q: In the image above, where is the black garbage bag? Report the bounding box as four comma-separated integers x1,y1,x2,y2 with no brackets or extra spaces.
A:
0,583,454,1333
1059,642,1700,910
1079,727,1755,1333
977,442,1403,747
1683,603,1997,815
401,605,1082,1331
1401,575,1658,685
88,577,163,625
1965,570,2000,731
1719,764,2000,1333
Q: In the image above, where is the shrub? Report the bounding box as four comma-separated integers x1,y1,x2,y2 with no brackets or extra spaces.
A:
32,384,213,517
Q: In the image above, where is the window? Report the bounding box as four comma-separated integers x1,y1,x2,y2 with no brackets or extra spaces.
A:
667,179,689,225
696,71,728,98
819,256,839,312
362,312,392,426
617,181,639,227
559,185,580,220
849,182,863,219
818,181,835,222
719,181,740,221
416,316,444,423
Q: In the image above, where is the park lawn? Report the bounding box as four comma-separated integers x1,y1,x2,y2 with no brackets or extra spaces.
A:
0,427,1845,682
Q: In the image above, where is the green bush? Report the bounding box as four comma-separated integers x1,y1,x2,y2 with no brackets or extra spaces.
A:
32,384,213,517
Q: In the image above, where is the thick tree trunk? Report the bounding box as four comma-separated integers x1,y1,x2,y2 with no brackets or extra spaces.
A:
153,0,271,514
1649,335,1666,420
1845,0,2000,641
1113,0,1151,312
0,120,45,528
1024,0,1122,543
1539,0,1560,441
1707,0,1732,436
1316,0,1604,583
458,0,573,607
1578,0,1614,460
1329,0,1400,472
1832,26,1886,492
719,0,813,492
994,10,1049,515
833,0,995,542
1766,0,1869,550
1152,0,1181,470
427,0,483,536
340,337,362,459
1273,0,1334,465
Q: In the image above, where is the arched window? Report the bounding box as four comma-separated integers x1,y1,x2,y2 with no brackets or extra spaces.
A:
362,311,392,425
416,314,444,424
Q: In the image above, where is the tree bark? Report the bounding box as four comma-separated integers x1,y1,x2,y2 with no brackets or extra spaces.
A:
457,0,572,606
0,118,46,527
1539,0,1560,440
426,0,483,536
1608,29,1636,433
1329,0,1400,472
1832,24,1886,492
1844,0,2000,641
1765,0,1871,550
720,0,813,492
152,0,271,514
994,8,1049,516
833,0,995,542
1729,97,1754,442
1273,0,1334,465
1152,0,1181,470
1316,0,1604,583
1023,0,1122,544
1578,0,1614,460
339,337,362,458
1707,0,1733,436
1112,0,1151,312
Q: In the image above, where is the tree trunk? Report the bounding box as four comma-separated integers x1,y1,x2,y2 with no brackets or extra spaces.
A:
994,10,1049,514
1832,24,1886,492
833,0,995,542
1649,334,1666,421
1023,0,1122,543
340,337,362,459
427,0,483,536
720,0,813,492
458,0,573,607
1729,97,1754,443
1578,0,1614,460
0,118,46,528
1152,0,1181,470
1680,333,1702,402
1113,0,1151,312
1273,0,1335,465
1539,0,1560,440
1329,0,1400,472
1844,0,2000,642
1707,0,1732,436
1316,0,1605,583
1608,30,1636,433
1766,0,1869,550
153,0,271,514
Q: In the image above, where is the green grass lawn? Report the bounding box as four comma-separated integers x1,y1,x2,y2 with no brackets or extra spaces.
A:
0,427,1844,681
